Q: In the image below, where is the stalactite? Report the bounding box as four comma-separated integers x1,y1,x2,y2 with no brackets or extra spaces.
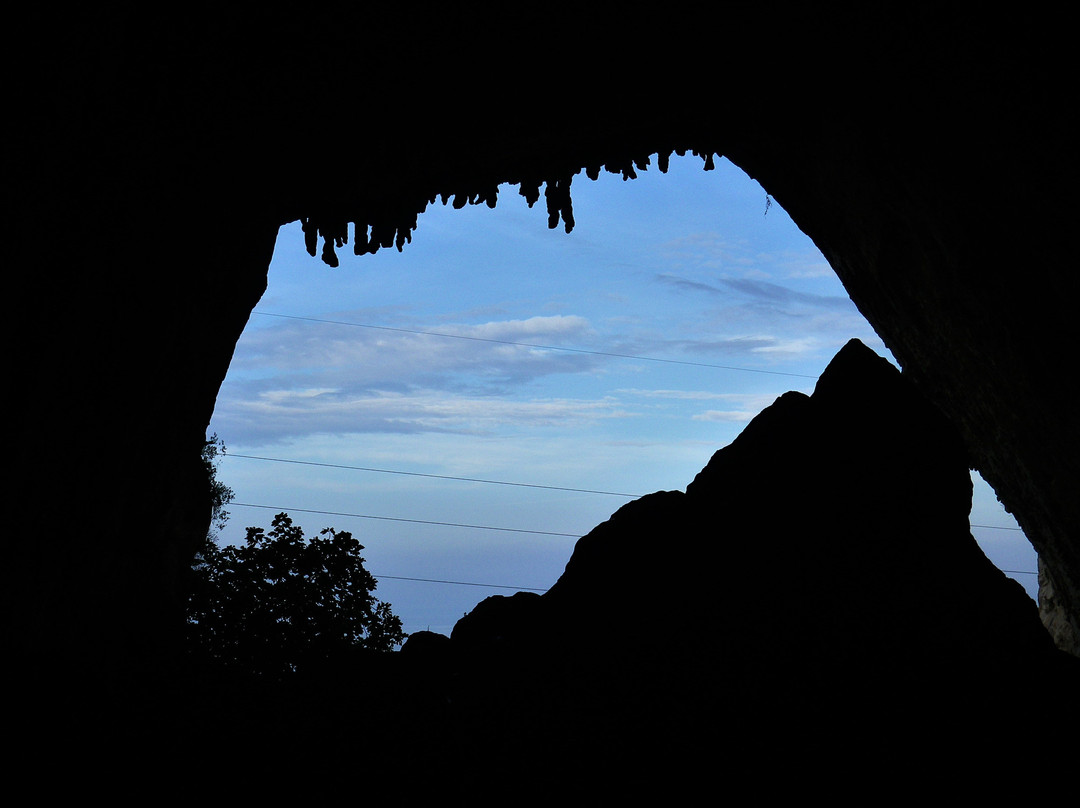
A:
602,157,636,180
518,179,542,207
304,147,717,266
301,217,319,257
321,235,338,267
372,221,396,251
395,228,407,251
544,175,574,233
353,222,370,256
477,184,499,208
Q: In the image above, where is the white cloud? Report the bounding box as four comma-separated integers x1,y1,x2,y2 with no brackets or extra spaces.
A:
613,388,782,426
615,388,738,400
221,313,611,408
747,336,820,358
213,385,632,445
615,388,777,406
455,315,591,341
692,409,762,423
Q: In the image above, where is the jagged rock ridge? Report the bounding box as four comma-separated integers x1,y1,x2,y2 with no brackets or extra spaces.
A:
162,339,1075,794
435,340,1075,773
11,10,1080,792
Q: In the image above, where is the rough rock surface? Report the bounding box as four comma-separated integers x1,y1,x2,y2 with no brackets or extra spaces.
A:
15,340,1076,797
9,8,1080,792
396,341,1077,793
450,341,1065,675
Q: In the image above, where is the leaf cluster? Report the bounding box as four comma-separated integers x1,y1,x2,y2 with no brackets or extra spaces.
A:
187,512,407,679
202,434,234,538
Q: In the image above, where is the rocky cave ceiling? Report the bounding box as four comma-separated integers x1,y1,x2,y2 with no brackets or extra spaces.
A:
10,7,1078,692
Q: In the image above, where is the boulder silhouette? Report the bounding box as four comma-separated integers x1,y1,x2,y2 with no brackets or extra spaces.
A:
438,339,1076,782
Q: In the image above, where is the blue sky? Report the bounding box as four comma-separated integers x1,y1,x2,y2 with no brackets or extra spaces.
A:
207,155,1036,638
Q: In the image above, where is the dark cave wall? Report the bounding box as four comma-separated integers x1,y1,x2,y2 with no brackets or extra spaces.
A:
9,7,1079,700
12,204,280,691
719,107,1080,652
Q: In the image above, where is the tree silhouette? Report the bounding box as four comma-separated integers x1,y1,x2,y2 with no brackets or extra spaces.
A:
187,511,407,679
202,434,234,542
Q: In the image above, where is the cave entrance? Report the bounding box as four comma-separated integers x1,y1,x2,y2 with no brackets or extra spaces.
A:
206,154,1034,638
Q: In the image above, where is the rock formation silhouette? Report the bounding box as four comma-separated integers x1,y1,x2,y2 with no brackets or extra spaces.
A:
439,341,1074,726
9,7,1079,790
376,341,1080,794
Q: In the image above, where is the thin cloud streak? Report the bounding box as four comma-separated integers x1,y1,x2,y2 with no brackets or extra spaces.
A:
213,299,857,446
212,387,635,445
224,314,607,398
655,272,853,311
692,409,766,423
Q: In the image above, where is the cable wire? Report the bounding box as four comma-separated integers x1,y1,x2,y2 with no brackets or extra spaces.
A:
222,314,1035,587
230,502,582,538
372,573,548,593
226,453,643,498
224,457,1026,534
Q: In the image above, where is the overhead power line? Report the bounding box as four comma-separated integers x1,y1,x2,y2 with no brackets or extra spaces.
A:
230,502,582,538
372,573,548,593
224,455,1026,532
252,311,822,380
226,453,643,498
228,503,1026,549
221,313,1035,589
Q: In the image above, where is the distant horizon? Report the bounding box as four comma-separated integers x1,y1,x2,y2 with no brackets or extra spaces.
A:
208,155,1035,638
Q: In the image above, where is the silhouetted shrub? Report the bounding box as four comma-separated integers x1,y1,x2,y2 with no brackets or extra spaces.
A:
187,512,407,679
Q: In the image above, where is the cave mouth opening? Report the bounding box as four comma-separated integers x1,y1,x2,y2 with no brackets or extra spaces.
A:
205,154,1035,639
